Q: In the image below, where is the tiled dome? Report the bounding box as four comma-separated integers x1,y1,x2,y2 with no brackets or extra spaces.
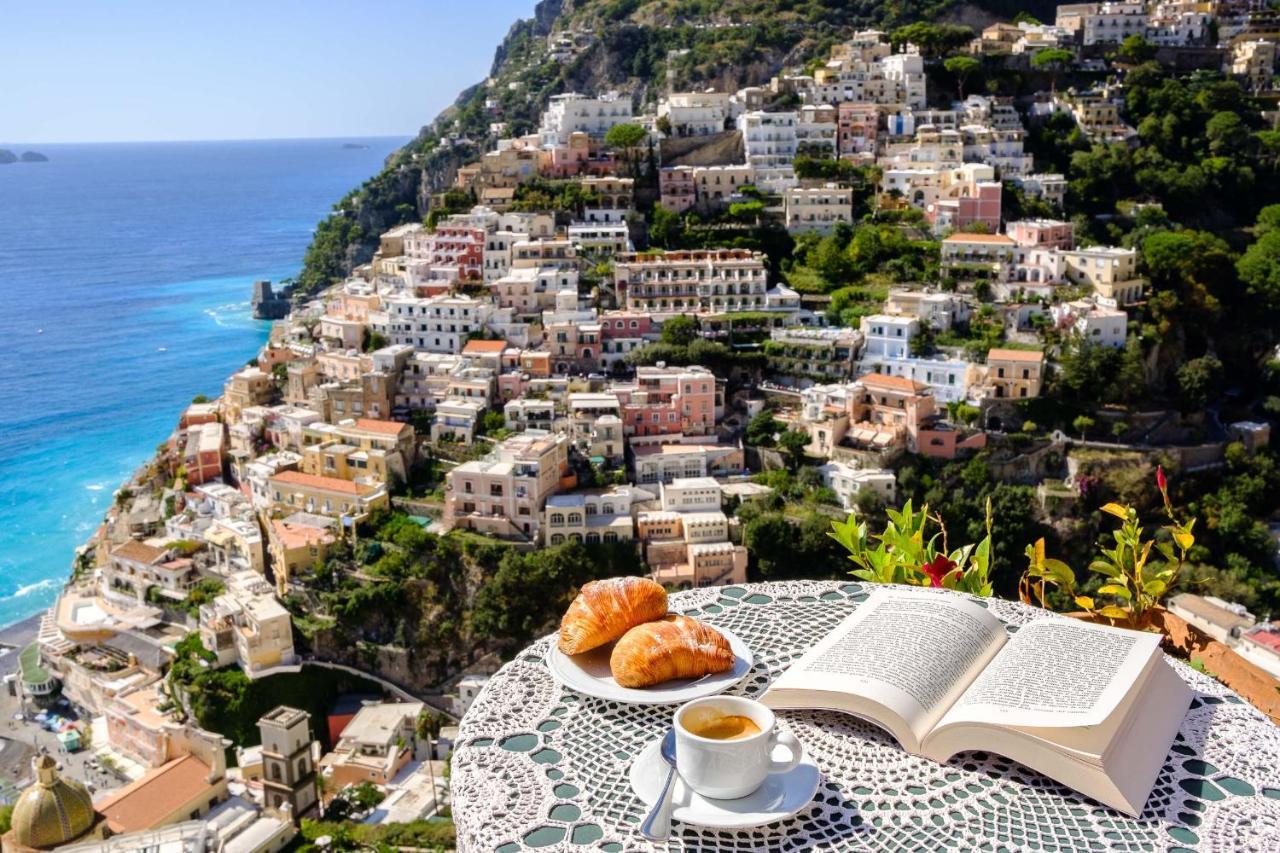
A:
10,755,96,850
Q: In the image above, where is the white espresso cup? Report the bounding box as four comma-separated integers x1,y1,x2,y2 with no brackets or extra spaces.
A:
673,695,803,800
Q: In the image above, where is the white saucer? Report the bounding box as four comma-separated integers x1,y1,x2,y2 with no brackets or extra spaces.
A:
629,737,821,830
547,627,753,705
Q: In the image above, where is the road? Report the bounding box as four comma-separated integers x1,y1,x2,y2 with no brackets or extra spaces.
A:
0,649,124,799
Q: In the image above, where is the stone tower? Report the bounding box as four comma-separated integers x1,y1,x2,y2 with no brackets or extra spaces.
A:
257,705,319,823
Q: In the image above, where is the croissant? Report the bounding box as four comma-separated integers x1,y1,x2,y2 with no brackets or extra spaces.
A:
558,576,668,655
610,615,735,688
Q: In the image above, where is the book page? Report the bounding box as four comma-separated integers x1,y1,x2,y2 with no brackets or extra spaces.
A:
767,589,1008,742
939,618,1161,730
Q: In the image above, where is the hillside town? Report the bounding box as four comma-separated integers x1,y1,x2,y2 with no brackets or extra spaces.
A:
5,1,1280,851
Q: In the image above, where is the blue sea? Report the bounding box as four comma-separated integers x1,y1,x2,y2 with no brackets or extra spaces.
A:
0,137,407,628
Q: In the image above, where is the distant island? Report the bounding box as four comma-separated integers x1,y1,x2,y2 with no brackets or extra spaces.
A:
341,142,369,149
0,149,49,163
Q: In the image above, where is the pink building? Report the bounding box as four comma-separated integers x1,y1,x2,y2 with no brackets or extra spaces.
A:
837,102,879,158
405,224,486,281
184,421,225,486
443,432,571,541
616,365,718,437
928,181,1001,233
1007,218,1074,250
659,166,697,213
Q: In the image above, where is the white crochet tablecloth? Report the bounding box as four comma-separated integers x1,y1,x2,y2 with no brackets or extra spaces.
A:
451,581,1280,852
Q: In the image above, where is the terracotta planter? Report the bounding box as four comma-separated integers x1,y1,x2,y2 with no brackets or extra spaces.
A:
1068,608,1280,725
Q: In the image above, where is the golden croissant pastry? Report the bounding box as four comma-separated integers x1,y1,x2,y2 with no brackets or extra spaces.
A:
610,615,735,688
558,576,668,655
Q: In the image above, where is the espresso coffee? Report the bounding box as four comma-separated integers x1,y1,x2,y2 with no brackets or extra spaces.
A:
685,712,761,741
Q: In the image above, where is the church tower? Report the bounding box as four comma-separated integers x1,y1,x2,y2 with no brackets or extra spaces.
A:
257,705,319,823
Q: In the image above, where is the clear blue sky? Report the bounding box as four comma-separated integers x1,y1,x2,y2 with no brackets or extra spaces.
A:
0,0,537,144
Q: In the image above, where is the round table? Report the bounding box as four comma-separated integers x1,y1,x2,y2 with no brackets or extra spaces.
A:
451,581,1280,851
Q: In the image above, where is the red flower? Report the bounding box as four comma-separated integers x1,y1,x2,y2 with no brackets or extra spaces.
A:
920,555,957,588
1156,465,1168,494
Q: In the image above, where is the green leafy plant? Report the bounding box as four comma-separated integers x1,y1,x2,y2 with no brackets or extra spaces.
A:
1019,466,1196,626
828,499,993,596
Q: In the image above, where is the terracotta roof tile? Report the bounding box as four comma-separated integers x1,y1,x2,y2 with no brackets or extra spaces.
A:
96,755,215,834
111,540,168,565
859,373,928,393
463,339,508,354
353,418,409,436
942,232,1016,244
987,348,1044,363
270,470,372,495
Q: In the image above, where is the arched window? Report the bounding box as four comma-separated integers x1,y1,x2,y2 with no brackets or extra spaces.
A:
567,513,583,525
551,534,565,545
550,513,565,525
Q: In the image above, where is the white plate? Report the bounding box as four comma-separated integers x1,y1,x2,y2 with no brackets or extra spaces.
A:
629,736,821,830
546,626,753,705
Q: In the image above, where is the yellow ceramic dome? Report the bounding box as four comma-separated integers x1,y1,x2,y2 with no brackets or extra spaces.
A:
9,756,96,849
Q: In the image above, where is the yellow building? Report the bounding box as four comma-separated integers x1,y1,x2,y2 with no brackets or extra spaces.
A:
267,513,338,581
985,348,1045,399
267,470,388,519
1059,246,1144,305
95,753,229,837
199,571,297,677
222,367,274,423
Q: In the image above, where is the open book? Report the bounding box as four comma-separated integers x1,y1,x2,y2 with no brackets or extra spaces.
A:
762,589,1193,816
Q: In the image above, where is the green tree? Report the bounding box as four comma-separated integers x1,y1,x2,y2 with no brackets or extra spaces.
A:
605,123,648,177
649,205,682,248
1238,229,1280,311
1177,355,1223,410
890,23,974,58
1116,35,1155,63
1072,415,1096,440
778,429,810,469
1205,111,1251,157
1031,48,1074,93
745,410,781,447
944,55,981,101
660,314,698,347
742,513,795,579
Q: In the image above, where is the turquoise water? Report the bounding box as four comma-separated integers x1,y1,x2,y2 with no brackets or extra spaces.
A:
0,137,407,627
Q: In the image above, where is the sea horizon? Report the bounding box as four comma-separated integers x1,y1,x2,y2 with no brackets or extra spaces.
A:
2,134,412,147
0,135,408,630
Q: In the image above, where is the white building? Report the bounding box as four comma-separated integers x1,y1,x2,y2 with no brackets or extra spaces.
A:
737,111,798,193
539,92,635,146
784,184,854,233
660,91,730,136
818,461,897,509
383,294,491,353
660,477,722,513
1050,299,1129,349
859,314,919,360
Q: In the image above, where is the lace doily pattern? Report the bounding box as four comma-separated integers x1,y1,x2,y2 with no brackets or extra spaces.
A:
452,582,1280,851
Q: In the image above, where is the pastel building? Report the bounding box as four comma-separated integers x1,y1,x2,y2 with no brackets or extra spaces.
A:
182,421,225,486
983,348,1045,400
659,91,730,136
784,184,855,233
818,461,897,509
267,470,389,519
199,571,298,677
542,485,653,545
614,249,769,315
443,430,571,541
616,365,718,438
320,702,426,789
